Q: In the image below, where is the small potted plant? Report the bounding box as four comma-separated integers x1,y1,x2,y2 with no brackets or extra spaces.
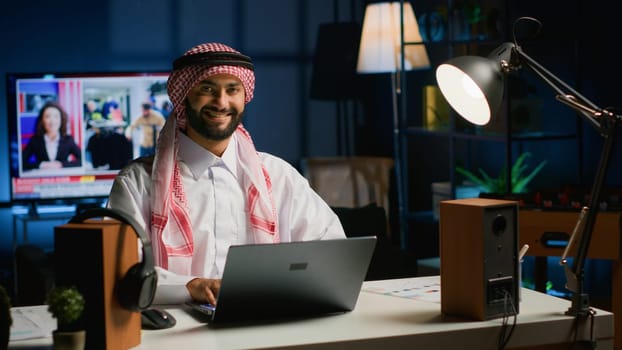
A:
46,285,86,350
0,285,11,350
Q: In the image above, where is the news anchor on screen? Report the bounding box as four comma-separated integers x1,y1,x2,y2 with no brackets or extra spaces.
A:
21,101,82,171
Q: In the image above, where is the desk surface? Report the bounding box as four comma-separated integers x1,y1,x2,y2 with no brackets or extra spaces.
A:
9,277,614,350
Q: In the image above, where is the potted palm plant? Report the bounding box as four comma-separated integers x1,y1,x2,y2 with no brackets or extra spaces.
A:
0,285,11,350
455,152,547,194
46,285,86,350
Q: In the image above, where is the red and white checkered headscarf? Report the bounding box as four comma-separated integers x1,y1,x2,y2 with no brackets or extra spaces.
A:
151,43,279,274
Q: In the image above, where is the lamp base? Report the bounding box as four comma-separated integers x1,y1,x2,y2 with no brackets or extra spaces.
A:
566,292,591,317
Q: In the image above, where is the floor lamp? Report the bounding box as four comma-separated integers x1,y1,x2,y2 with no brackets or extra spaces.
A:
310,22,361,156
357,1,429,247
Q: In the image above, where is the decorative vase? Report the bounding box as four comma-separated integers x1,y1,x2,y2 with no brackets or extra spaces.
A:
52,330,86,350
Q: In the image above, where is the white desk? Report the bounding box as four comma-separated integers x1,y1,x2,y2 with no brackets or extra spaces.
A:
9,277,614,350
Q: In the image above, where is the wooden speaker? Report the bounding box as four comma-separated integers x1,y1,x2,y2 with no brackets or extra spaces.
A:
54,220,141,350
440,198,519,320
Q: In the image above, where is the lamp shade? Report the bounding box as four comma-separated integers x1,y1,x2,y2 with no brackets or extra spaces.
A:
435,56,504,125
357,1,430,73
435,43,516,125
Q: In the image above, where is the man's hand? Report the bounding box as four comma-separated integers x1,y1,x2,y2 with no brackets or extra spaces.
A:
186,278,221,305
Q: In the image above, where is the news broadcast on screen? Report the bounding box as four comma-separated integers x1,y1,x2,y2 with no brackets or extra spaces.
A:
6,72,171,203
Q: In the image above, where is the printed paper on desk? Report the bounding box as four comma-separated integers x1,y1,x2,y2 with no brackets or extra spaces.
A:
362,276,441,303
10,305,56,341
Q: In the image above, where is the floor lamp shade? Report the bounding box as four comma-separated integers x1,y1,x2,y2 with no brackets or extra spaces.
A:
357,1,430,73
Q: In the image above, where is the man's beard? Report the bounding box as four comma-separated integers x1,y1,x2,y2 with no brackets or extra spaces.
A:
185,104,242,141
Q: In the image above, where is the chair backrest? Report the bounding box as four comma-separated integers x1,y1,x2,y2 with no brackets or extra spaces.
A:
301,156,394,231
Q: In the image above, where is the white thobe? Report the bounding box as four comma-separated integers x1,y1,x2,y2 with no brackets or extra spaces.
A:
108,132,346,304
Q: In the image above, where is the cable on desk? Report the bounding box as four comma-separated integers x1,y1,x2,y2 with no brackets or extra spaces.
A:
497,288,517,350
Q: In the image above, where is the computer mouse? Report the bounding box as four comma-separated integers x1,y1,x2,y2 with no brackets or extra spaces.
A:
141,308,177,330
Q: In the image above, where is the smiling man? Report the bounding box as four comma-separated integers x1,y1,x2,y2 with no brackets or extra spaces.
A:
108,43,345,305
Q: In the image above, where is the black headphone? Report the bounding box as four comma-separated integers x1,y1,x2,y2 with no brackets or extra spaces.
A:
70,207,157,311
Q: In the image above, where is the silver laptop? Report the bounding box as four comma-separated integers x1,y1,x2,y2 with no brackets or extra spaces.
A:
186,236,377,324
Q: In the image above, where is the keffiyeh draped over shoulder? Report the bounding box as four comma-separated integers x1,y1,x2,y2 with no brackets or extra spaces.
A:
151,42,279,274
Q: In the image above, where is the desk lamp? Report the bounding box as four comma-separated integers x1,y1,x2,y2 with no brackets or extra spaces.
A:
435,17,620,317
357,1,429,245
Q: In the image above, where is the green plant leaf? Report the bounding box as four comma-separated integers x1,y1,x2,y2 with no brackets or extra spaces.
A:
455,166,490,191
46,286,85,326
513,159,547,193
511,152,530,182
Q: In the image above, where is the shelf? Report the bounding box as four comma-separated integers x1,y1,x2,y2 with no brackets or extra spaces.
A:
403,126,578,142
404,39,500,46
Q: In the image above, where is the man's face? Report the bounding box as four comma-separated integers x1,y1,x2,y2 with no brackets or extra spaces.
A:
185,74,246,141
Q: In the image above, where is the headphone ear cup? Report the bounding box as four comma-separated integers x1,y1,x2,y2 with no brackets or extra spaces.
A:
116,262,157,311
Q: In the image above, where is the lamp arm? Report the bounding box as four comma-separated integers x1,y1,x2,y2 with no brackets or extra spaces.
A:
565,117,618,316
512,44,622,317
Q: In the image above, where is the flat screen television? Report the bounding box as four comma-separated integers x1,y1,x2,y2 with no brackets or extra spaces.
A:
6,71,171,207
